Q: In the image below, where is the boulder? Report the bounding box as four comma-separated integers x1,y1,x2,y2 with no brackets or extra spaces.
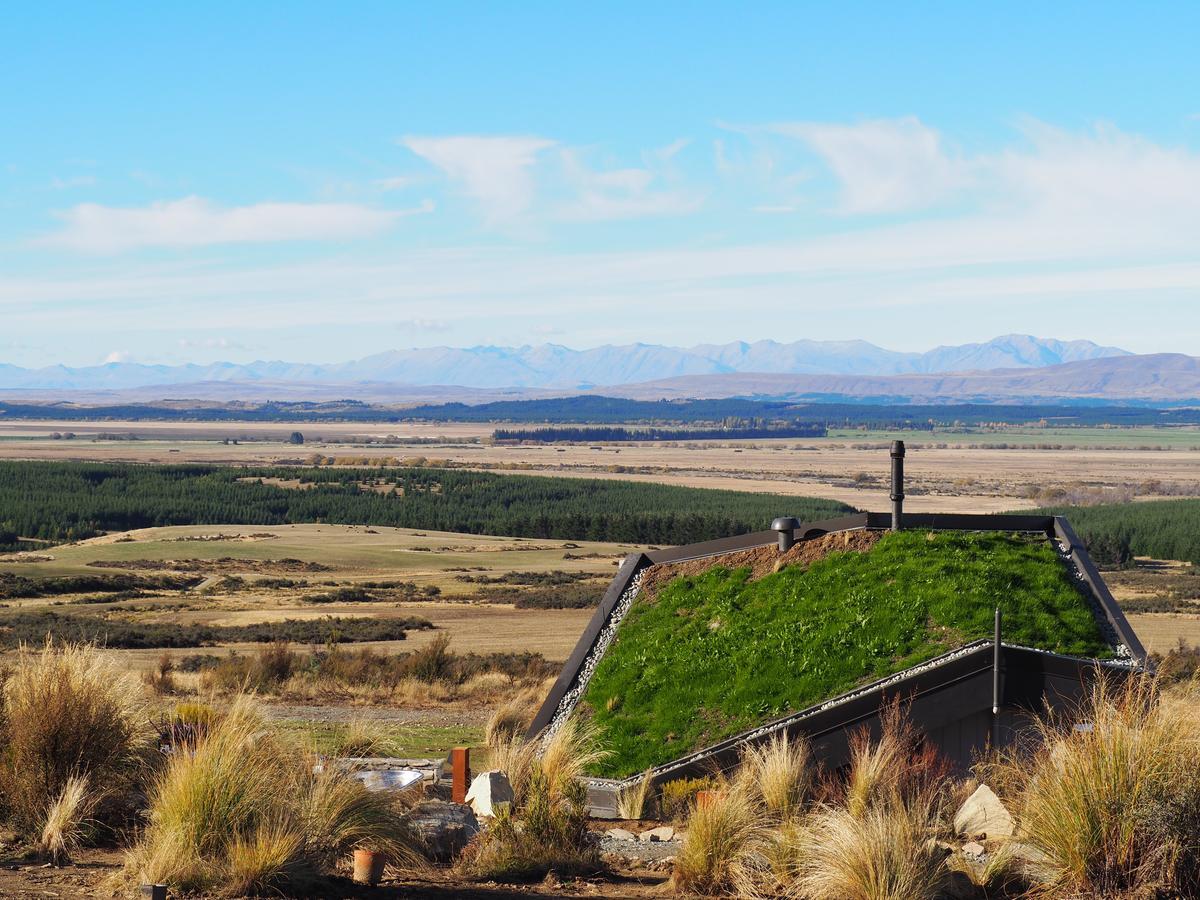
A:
954,784,1014,839
407,800,479,863
606,828,637,842
638,825,676,842
464,770,515,818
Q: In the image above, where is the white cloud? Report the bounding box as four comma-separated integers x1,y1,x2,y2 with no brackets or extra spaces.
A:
374,176,417,192
771,117,973,214
401,135,554,224
103,350,132,364
556,148,702,221
42,196,422,252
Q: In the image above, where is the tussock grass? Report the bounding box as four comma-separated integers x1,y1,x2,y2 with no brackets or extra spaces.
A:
794,799,948,900
465,715,607,882
126,694,421,895
672,788,766,895
737,732,810,824
616,769,654,820
996,674,1200,897
0,641,150,842
39,775,96,866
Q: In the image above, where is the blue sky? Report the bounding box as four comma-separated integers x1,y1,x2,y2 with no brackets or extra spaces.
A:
3,1,1200,367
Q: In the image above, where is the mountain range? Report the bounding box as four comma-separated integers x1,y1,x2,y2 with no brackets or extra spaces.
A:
0,335,1130,392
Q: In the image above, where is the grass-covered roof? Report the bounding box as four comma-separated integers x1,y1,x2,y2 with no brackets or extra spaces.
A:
583,530,1112,777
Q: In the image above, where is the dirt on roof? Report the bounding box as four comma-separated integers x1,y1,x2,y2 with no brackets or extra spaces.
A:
639,528,882,600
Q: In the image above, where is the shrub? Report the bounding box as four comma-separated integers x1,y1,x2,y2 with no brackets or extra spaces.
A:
0,641,149,839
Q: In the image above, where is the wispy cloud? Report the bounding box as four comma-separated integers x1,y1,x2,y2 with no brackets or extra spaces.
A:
42,196,427,252
401,135,554,224
770,117,973,214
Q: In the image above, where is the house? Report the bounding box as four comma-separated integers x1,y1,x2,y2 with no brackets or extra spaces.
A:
527,443,1146,817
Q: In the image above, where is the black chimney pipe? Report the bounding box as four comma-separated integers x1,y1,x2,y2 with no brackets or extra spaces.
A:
889,440,905,531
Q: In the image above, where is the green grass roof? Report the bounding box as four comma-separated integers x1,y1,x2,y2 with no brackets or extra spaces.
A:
584,530,1111,777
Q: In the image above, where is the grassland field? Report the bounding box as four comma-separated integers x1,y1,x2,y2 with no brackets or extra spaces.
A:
4,419,1200,513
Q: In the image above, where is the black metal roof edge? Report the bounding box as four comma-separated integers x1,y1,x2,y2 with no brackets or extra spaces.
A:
1052,516,1148,663
526,551,651,737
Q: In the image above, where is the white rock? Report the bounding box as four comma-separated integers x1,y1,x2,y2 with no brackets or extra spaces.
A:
639,825,676,842
464,770,515,818
954,784,1014,839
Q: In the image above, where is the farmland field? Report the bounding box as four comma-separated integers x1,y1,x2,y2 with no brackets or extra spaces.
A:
4,418,1200,513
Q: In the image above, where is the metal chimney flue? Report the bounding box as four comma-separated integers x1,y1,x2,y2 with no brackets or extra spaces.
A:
889,440,905,531
772,516,800,552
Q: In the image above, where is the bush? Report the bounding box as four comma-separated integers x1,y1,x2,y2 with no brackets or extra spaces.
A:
0,641,150,839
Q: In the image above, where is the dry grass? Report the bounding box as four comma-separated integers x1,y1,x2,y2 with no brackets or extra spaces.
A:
38,775,96,865
616,769,654,820
995,674,1200,897
793,798,949,900
126,694,421,894
672,788,766,895
0,641,149,841
538,716,610,796
737,732,810,824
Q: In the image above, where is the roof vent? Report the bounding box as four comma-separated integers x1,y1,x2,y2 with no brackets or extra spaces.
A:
890,440,905,531
772,516,800,552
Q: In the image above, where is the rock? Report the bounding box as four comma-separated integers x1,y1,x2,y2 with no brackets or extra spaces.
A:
639,825,676,842
954,784,1014,839
407,800,479,863
606,827,637,841
464,770,515,818
961,841,986,859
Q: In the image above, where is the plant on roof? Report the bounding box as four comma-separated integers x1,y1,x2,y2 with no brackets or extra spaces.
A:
583,530,1112,777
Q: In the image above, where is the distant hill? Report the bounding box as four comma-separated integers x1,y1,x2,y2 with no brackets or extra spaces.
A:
0,334,1128,392
603,354,1200,404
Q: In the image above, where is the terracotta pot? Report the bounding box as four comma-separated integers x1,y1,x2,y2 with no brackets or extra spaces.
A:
352,848,386,885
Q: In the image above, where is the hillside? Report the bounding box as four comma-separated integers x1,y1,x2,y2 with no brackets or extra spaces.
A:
606,354,1200,403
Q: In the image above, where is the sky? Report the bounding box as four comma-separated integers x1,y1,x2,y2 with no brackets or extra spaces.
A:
3,1,1200,368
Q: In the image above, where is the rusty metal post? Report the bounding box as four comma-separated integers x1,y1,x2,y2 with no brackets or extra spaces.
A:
451,746,471,804
890,440,905,531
